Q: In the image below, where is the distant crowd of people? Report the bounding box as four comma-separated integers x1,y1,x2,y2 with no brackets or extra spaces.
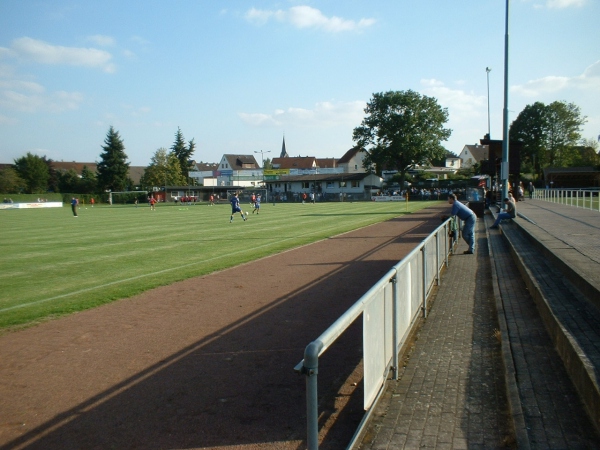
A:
375,187,465,199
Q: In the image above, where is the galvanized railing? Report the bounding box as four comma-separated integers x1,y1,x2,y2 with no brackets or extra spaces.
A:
294,219,455,449
533,188,600,212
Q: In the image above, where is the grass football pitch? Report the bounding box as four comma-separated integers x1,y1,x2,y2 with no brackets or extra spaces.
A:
0,200,441,331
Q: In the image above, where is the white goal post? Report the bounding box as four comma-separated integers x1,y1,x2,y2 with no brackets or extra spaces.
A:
108,191,148,205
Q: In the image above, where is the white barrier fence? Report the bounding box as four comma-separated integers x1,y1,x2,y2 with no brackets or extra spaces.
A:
533,189,600,212
0,202,63,210
371,195,407,202
294,219,454,449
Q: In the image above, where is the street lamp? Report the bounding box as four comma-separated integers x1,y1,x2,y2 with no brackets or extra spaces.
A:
486,67,491,139
254,149,271,187
501,0,510,201
254,149,271,168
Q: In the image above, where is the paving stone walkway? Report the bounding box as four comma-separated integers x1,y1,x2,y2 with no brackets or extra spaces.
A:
357,220,513,449
357,201,600,449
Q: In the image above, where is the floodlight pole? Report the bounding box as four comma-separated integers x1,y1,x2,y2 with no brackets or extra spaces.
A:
501,0,511,201
254,149,271,200
486,67,491,139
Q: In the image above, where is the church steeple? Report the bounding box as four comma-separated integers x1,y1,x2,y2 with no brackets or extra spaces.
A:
280,134,289,158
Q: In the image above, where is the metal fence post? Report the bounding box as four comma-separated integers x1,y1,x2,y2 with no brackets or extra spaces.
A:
303,340,323,450
435,230,440,286
392,273,399,380
444,222,449,267
421,246,427,318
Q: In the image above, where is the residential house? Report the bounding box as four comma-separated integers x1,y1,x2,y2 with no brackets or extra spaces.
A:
51,161,145,185
265,148,382,200
271,156,317,170
265,172,383,201
459,144,489,168
189,162,219,186
337,147,367,173
216,154,262,187
446,156,461,170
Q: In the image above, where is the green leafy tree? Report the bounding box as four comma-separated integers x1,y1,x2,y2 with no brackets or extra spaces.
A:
510,100,587,175
58,169,80,193
96,126,130,192
353,90,452,187
43,157,60,193
509,102,547,176
0,166,24,193
170,128,195,182
575,138,600,167
13,153,50,193
80,165,98,194
545,101,586,166
141,148,185,188
430,149,457,167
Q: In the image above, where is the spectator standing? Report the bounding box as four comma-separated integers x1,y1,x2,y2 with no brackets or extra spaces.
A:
446,193,476,254
528,182,534,199
518,182,524,201
71,197,79,217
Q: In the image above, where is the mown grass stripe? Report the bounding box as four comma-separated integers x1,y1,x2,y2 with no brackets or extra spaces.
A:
0,201,440,328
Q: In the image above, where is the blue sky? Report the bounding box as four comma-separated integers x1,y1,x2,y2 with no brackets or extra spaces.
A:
1,0,598,166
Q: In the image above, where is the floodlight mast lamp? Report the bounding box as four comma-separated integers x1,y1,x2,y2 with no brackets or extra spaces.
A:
486,67,491,139
254,149,271,188
501,0,511,201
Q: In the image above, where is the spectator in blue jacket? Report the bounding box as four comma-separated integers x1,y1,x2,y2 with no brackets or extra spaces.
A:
447,193,476,254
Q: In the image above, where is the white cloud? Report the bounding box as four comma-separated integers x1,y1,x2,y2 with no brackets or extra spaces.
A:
545,0,587,8
10,37,115,73
122,49,136,59
131,36,150,46
512,60,600,97
0,47,16,59
245,5,375,32
0,79,45,94
0,114,17,125
86,35,116,47
245,8,285,26
421,78,486,122
419,79,489,151
238,112,278,126
0,86,83,113
0,77,83,113
239,100,365,128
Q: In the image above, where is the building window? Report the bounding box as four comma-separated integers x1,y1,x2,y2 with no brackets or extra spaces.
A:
354,164,358,170
351,180,360,188
302,182,310,189
326,181,335,188
339,181,347,188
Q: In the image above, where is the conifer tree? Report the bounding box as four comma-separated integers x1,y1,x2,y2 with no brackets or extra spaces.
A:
96,126,130,192
170,127,195,181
